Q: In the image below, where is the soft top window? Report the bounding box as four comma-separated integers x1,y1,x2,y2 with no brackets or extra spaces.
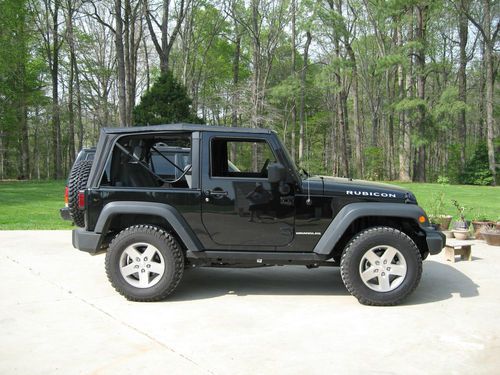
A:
100,133,193,188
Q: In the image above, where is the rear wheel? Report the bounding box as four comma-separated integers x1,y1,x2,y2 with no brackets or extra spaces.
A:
68,160,92,227
105,225,184,302
340,226,422,306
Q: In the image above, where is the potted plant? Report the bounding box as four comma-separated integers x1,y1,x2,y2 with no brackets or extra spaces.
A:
451,199,470,239
471,211,494,240
480,225,500,246
451,200,470,229
428,192,453,231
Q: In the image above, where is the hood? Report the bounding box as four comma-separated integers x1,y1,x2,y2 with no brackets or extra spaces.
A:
301,176,416,203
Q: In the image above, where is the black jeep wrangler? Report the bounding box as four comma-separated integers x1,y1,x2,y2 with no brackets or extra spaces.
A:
71,124,445,305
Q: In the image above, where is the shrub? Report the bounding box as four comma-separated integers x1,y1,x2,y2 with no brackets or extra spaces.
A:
459,142,493,186
133,70,202,126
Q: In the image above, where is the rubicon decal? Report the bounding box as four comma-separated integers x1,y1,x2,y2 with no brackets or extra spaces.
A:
346,190,397,198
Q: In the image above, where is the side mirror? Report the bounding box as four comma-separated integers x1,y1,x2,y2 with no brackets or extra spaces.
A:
268,163,286,183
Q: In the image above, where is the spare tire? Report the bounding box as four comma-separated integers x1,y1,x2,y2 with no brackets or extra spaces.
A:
68,160,93,227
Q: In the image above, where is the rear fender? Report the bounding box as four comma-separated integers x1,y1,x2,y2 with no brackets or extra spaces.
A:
95,201,203,252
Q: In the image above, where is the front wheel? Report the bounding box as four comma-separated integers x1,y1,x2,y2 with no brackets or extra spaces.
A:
105,225,184,302
340,227,422,306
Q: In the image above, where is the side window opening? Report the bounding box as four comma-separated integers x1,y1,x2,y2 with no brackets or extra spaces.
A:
100,133,193,188
211,138,276,178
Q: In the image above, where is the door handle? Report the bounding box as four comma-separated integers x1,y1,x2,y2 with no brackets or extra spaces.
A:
207,189,228,198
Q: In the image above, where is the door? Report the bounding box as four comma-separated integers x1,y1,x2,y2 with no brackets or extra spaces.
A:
201,135,295,247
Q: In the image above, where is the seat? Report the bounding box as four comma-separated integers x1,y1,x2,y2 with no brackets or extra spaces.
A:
120,162,160,187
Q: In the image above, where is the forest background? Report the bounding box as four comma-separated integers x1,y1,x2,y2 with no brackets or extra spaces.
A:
0,0,498,185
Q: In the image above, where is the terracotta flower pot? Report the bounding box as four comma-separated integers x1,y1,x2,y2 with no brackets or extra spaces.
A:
429,215,453,230
438,215,453,230
482,232,500,246
472,221,494,240
452,230,469,240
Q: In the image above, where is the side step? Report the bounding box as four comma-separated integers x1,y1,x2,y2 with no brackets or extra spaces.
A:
186,250,336,267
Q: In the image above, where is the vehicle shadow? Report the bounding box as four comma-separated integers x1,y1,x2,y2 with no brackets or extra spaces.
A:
406,260,479,305
170,260,479,305
170,266,349,301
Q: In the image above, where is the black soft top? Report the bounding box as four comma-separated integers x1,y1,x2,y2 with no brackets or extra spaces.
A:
102,123,273,135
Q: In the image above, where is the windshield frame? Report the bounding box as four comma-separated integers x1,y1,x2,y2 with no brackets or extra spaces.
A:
274,136,302,184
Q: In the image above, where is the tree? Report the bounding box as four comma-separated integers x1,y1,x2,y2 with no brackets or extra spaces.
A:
133,70,200,125
34,0,64,178
0,0,41,178
144,0,191,73
462,0,498,185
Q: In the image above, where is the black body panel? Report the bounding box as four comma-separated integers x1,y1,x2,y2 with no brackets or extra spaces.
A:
72,123,445,262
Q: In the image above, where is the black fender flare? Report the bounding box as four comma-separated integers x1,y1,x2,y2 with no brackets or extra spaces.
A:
95,201,203,252
313,202,431,256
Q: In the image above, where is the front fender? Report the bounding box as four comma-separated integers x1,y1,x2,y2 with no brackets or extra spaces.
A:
313,202,439,255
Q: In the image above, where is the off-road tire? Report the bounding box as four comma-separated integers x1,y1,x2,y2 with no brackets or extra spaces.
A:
105,225,184,302
340,226,422,306
68,160,93,227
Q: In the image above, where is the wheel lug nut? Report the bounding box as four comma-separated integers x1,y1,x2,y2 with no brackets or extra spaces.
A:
141,269,145,273
375,261,380,265
387,267,391,271
382,272,385,276
146,264,151,268
374,269,379,273
134,265,139,269
383,260,387,264
136,257,140,262
144,257,148,261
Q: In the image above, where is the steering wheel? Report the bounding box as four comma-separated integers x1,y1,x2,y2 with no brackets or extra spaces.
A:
260,158,270,176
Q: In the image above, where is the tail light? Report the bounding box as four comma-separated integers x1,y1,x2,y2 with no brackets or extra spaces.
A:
78,191,85,209
64,186,69,206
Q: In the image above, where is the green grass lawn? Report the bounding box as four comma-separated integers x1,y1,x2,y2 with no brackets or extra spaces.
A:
391,182,500,222
0,180,73,230
0,180,498,230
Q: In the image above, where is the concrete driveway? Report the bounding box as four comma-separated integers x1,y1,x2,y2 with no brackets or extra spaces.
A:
0,231,499,375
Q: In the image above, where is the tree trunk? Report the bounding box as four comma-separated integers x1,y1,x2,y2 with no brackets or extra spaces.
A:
52,0,62,179
68,54,75,168
65,0,77,165
20,96,30,179
414,5,427,182
230,28,241,162
346,43,363,178
399,19,412,181
124,0,132,126
160,0,170,72
231,34,240,129
458,0,468,168
298,31,312,164
478,39,485,139
483,0,496,185
250,0,261,171
290,0,296,163
115,0,127,126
